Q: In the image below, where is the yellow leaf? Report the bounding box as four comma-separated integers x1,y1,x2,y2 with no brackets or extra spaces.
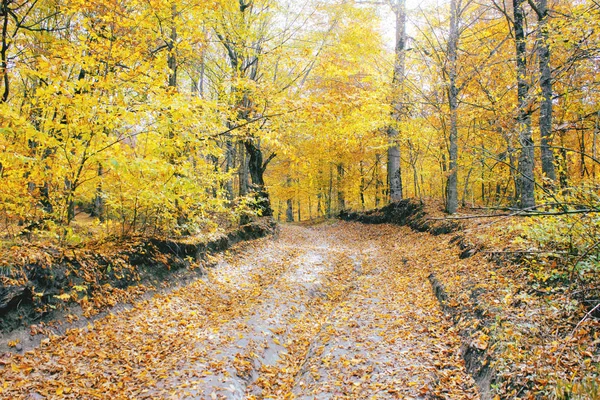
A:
54,293,70,301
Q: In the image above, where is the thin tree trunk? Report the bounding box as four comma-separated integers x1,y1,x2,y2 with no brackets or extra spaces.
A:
276,200,282,221
514,0,536,208
558,131,568,188
167,4,178,89
0,0,9,103
412,161,420,199
225,138,234,200
374,154,381,207
327,164,333,216
317,192,323,217
359,161,366,210
199,33,206,97
387,127,403,201
91,163,105,222
337,163,345,211
593,111,599,183
580,125,588,178
461,166,473,207
441,151,448,204
507,142,518,204
481,141,486,204
286,198,293,222
239,141,248,196
65,178,75,224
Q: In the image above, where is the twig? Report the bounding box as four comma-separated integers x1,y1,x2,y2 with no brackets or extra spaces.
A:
568,239,600,283
570,301,600,338
482,249,569,255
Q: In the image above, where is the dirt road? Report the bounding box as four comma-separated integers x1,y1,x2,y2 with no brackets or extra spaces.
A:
1,222,478,399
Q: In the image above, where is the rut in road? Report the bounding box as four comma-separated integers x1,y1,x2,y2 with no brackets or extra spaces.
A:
1,222,478,399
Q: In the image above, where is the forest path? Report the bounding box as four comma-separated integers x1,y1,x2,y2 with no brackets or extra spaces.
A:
1,222,478,399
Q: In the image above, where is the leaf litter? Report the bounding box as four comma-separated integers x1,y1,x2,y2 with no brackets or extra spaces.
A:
0,222,478,399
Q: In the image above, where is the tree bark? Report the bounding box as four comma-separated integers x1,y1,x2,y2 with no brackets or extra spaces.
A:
327,164,333,216
239,141,249,196
446,0,460,214
91,163,105,222
388,0,407,202
374,153,382,207
286,198,293,222
359,161,366,210
337,163,345,211
317,191,323,216
0,0,10,103
558,131,568,188
593,111,599,182
167,4,178,89
244,139,274,216
225,138,234,200
535,0,556,184
513,0,536,209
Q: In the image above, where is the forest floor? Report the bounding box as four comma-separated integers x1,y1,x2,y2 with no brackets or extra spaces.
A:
0,222,480,399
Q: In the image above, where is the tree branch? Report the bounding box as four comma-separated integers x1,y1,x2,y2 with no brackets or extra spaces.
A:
262,152,276,171
526,0,543,19
429,208,600,220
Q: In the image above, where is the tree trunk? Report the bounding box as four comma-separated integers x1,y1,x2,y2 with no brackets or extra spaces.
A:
441,151,447,204
593,111,599,183
461,166,473,207
225,138,234,200
387,127,403,202
480,139,486,203
514,0,536,209
558,131,568,188
276,200,282,221
446,0,460,214
337,163,345,211
167,4,178,89
374,154,381,207
286,198,293,222
327,164,333,216
535,0,556,184
580,124,588,177
244,139,273,216
91,163,105,222
359,161,366,210
507,142,518,204
0,0,9,103
317,191,323,217
388,0,407,202
239,141,248,196
216,1,275,215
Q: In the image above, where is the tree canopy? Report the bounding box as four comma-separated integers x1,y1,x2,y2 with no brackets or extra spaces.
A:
0,0,598,235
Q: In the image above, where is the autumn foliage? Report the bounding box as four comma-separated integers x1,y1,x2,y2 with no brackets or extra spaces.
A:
0,0,599,398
